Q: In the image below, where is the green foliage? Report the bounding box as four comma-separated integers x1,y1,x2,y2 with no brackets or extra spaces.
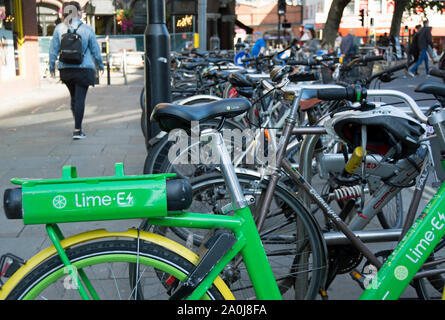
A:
405,0,445,17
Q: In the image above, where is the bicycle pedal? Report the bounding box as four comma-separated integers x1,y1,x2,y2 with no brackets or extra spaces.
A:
0,253,25,279
349,269,366,290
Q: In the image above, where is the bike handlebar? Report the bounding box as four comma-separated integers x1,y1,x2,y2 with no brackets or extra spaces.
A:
358,55,384,63
367,89,428,123
316,86,366,102
364,63,407,85
314,85,428,123
241,55,274,63
429,68,445,79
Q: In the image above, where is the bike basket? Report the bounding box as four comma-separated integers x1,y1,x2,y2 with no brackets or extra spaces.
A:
11,163,176,225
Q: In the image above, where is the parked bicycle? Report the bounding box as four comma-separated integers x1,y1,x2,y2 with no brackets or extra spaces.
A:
3,82,445,300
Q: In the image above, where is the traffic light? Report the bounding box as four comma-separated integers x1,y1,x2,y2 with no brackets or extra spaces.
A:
278,0,286,15
359,9,365,27
405,25,408,33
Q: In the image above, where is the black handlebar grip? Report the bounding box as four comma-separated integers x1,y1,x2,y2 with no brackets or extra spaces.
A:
316,87,348,100
429,68,445,78
289,72,318,82
317,86,366,102
360,55,384,63
387,63,408,73
287,59,312,66
4,188,22,219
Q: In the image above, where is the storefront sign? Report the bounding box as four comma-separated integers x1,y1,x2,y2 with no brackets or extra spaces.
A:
176,15,193,28
108,37,137,53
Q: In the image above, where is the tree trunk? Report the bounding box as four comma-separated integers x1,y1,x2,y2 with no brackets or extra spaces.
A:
389,0,408,39
321,0,351,48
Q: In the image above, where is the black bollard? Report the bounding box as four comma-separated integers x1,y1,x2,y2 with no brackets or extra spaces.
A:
144,0,171,142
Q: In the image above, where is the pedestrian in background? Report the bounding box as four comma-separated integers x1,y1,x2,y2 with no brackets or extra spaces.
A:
408,20,433,77
407,24,421,70
251,31,266,56
49,1,104,140
340,29,359,63
305,28,320,53
334,32,342,55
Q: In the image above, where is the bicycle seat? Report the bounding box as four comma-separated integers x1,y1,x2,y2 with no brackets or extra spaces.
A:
414,81,445,97
151,98,251,132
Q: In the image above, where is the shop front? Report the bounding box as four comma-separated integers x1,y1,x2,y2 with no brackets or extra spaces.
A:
1,0,39,98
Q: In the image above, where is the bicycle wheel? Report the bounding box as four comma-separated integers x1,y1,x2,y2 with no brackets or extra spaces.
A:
414,238,445,300
156,172,327,300
140,87,145,110
143,118,245,178
5,240,225,300
376,191,404,229
302,134,404,230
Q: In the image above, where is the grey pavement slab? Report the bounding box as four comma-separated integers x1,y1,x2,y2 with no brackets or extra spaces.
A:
0,69,146,263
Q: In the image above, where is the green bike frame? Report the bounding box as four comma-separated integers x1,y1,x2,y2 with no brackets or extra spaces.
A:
360,161,445,300
148,206,282,300
9,163,282,300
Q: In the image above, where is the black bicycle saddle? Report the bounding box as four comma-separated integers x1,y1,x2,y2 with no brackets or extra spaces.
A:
415,81,445,97
151,98,251,132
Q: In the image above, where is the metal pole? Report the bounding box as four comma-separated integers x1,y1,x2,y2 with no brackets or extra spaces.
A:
122,49,127,85
144,0,171,142
198,0,207,51
106,36,110,85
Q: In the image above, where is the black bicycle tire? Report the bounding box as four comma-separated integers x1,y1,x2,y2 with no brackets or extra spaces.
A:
376,191,404,229
148,171,328,300
414,238,445,300
143,118,245,176
6,239,225,300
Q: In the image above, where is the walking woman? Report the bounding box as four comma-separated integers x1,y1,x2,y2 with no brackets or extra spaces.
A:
49,1,104,140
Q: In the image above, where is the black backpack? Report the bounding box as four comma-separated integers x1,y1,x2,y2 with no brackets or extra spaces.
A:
59,23,85,64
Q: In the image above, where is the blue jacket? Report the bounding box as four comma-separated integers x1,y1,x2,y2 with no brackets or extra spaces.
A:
49,18,104,74
340,34,359,56
251,38,266,57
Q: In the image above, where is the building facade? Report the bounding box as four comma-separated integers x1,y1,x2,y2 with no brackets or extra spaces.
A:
305,0,445,50
35,0,237,50
235,0,303,46
1,0,39,96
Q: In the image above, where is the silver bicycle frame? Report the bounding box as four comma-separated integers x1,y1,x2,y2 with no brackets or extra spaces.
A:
200,128,248,210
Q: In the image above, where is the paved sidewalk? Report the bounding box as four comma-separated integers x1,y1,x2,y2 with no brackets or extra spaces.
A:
0,68,147,260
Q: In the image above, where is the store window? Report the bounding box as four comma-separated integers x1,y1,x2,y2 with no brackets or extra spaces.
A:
373,0,383,13
94,15,114,35
36,4,60,36
133,0,147,34
344,0,356,15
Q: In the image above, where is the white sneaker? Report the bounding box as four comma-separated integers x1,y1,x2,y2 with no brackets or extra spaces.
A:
73,130,86,140
407,71,415,78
